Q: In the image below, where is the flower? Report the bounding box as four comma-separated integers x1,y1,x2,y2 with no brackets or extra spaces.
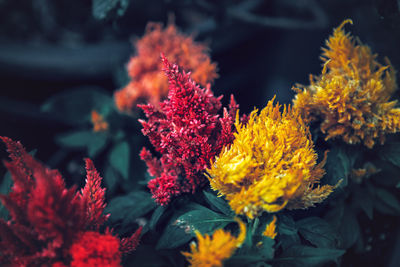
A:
139,55,238,205
293,19,400,148
0,137,141,266
114,22,218,113
263,216,277,239
207,99,335,219
91,110,108,132
182,218,246,267
69,231,121,267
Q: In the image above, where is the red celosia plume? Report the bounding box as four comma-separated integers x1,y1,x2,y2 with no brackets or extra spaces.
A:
0,137,142,266
139,55,239,205
114,22,218,113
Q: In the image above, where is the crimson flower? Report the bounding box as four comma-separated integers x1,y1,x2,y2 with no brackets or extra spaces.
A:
0,137,141,266
139,55,240,205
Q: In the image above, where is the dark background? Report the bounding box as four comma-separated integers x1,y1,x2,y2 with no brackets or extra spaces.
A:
0,0,400,265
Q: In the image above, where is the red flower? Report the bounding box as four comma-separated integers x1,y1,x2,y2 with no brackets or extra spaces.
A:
69,231,121,267
139,55,239,205
0,137,142,266
114,22,218,113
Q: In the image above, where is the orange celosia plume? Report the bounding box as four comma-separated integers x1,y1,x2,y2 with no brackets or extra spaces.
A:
114,22,218,113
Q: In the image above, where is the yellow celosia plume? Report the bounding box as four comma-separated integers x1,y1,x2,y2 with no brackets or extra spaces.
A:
293,19,400,148
207,98,335,219
263,216,277,239
182,218,246,267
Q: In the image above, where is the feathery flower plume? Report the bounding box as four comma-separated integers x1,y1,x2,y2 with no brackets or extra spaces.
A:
114,22,218,113
293,19,400,148
0,137,141,266
263,216,277,239
139,55,238,205
182,218,246,267
207,99,336,219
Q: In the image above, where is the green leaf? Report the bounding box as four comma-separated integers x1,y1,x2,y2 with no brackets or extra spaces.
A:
324,145,358,188
149,206,167,230
42,87,112,125
109,141,130,180
104,166,119,195
56,130,94,148
88,132,108,157
275,245,345,267
203,190,234,216
297,217,338,248
339,207,360,249
375,188,400,214
354,187,373,219
156,207,234,250
379,142,400,168
92,0,130,20
278,214,300,249
106,191,156,224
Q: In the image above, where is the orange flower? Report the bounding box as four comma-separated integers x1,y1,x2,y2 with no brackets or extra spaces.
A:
182,219,246,267
91,110,108,132
293,19,400,148
114,22,218,113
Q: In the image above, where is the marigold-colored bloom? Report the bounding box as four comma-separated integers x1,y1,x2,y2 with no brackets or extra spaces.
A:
139,56,238,205
182,218,246,267
114,22,218,113
91,110,108,132
207,99,335,219
0,137,141,266
263,216,277,239
69,231,121,267
293,19,400,148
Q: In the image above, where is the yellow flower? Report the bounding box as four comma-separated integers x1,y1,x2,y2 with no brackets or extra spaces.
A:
293,19,400,148
263,216,277,239
182,218,246,267
91,110,108,132
207,98,335,219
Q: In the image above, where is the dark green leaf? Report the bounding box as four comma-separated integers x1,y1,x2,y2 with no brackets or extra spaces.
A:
278,214,300,249
174,209,233,235
156,207,234,250
149,205,167,230
375,188,400,214
257,236,275,260
42,87,112,125
88,132,108,157
106,191,156,223
379,142,400,168
104,166,119,195
92,0,130,20
324,145,358,188
225,254,272,267
56,130,93,148
275,245,345,267
339,207,360,249
203,190,234,216
109,141,130,180
354,187,373,219
297,217,338,248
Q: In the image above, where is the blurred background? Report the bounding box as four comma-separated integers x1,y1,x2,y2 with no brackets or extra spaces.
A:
0,0,400,265
1,0,399,160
